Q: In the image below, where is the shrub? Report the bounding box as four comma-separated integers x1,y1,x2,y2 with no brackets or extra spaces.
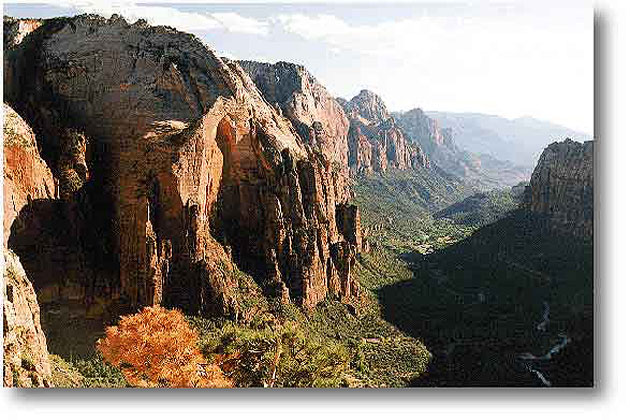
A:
97,306,231,388
201,321,350,388
49,354,84,388
72,354,128,388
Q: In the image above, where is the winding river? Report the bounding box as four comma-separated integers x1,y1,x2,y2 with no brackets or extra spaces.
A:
518,301,571,387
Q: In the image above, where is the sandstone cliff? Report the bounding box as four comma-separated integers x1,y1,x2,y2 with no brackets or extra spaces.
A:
3,14,360,315
529,139,594,238
238,60,350,202
3,103,54,387
3,250,53,387
338,90,429,175
3,103,56,246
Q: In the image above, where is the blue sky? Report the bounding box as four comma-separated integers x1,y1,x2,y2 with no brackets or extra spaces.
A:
4,1,593,134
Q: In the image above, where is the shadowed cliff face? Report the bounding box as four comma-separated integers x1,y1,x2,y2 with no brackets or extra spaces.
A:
3,15,361,314
337,90,429,175
529,139,594,238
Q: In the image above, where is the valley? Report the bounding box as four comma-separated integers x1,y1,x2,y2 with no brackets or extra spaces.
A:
2,14,593,388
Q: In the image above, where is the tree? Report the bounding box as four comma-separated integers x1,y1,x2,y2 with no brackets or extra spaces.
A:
208,322,350,387
97,306,231,388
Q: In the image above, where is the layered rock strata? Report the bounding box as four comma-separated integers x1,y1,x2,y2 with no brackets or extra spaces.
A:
338,90,429,175
3,15,360,315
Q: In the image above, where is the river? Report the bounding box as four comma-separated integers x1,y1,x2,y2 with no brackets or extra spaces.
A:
518,301,571,387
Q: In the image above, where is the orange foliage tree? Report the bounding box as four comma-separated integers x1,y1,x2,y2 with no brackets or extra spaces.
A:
97,306,231,388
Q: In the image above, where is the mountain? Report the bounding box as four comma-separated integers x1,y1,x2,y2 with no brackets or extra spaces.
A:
426,111,591,169
529,139,594,238
3,14,363,320
433,187,523,227
2,13,594,389
394,108,530,189
337,90,429,175
237,60,351,184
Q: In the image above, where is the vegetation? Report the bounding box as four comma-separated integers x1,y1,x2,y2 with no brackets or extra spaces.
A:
193,317,350,388
97,306,232,388
352,170,592,386
433,188,521,227
352,169,475,253
41,167,590,388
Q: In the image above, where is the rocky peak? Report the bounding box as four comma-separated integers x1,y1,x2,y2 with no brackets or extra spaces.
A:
394,107,529,188
529,138,594,238
395,108,454,149
342,89,391,124
238,60,351,202
338,90,429,175
4,15,360,316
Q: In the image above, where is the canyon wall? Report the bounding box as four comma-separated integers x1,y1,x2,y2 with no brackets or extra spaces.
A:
3,250,53,387
3,15,360,316
238,60,350,201
529,139,594,238
3,104,53,387
337,90,429,175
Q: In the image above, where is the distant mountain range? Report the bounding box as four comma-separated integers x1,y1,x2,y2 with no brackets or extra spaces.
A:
426,112,592,169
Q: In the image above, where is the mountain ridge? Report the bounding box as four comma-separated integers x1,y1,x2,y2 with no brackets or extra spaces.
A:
427,111,591,168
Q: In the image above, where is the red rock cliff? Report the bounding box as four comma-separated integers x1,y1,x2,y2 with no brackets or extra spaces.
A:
3,15,359,313
3,104,53,387
338,90,429,175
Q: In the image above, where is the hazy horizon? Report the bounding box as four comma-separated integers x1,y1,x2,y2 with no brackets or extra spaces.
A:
4,0,594,135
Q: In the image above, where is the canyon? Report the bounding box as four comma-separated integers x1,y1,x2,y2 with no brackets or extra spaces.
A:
2,14,594,388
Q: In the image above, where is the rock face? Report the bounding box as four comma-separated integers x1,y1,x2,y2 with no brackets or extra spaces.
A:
395,108,529,188
3,104,53,387
338,90,429,175
4,15,360,314
3,250,53,387
3,104,56,246
529,139,594,238
238,60,350,197
3,17,42,49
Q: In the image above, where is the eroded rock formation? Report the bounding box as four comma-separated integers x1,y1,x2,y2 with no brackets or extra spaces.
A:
338,90,429,175
3,104,56,246
238,60,350,197
529,139,594,238
3,15,360,315
3,250,53,387
3,104,54,387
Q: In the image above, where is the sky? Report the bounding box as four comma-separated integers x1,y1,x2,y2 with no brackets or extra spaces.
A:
4,1,594,134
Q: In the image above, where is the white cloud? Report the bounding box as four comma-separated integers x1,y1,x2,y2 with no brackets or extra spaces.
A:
61,1,269,35
275,12,593,134
209,12,269,35
276,13,580,61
